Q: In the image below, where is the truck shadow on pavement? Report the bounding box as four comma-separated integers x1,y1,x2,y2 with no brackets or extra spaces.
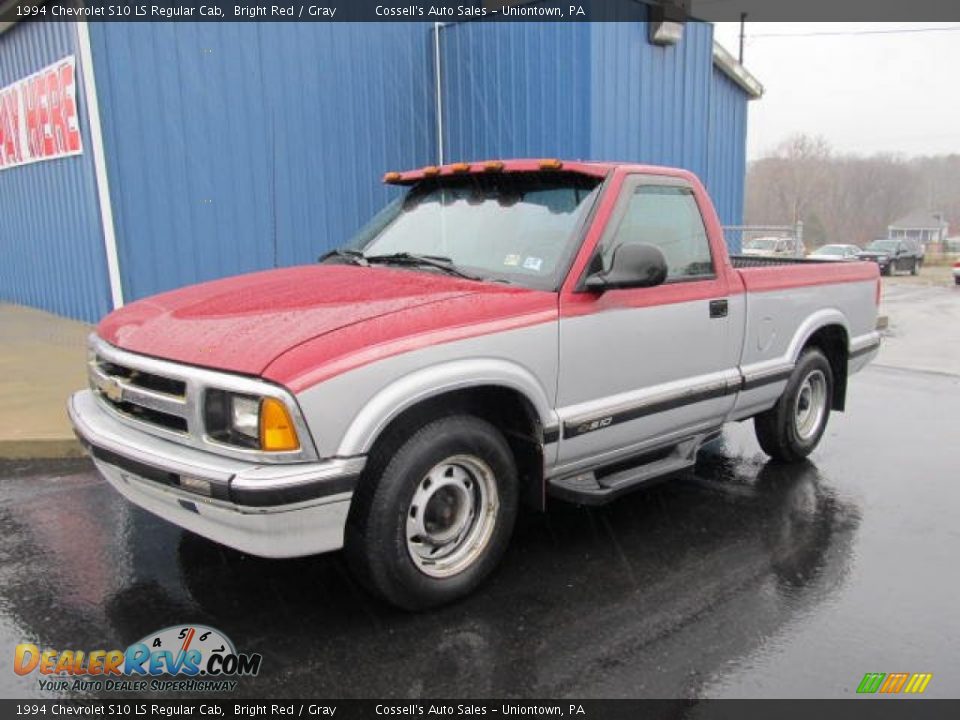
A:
93,440,861,698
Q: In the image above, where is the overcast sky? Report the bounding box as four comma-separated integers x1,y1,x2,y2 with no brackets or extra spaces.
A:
711,22,960,160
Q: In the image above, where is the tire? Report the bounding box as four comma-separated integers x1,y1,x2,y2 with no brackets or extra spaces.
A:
754,348,834,463
910,258,919,276
344,415,518,610
882,264,893,276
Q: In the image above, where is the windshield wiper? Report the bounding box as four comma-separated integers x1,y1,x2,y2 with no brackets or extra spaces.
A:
318,249,368,266
363,252,485,281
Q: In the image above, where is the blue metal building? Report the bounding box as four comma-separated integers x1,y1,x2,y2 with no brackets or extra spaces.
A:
0,13,760,324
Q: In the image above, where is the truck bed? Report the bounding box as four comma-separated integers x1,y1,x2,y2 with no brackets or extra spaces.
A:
732,256,879,293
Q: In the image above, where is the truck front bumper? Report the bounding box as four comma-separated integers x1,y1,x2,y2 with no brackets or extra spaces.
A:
68,389,365,558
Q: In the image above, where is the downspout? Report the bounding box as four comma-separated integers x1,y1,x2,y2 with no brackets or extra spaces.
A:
433,22,444,165
76,21,124,309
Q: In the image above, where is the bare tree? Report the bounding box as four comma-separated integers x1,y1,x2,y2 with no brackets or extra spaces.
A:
746,134,959,247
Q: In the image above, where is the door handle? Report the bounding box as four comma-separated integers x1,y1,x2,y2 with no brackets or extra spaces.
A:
709,299,728,318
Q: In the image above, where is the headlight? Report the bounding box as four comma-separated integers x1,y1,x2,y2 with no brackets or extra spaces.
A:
204,390,300,452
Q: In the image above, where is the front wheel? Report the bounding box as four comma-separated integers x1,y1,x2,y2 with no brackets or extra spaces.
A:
754,348,834,463
344,415,518,610
911,258,919,276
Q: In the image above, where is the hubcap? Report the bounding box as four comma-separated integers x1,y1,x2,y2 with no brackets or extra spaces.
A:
405,455,499,578
794,369,827,441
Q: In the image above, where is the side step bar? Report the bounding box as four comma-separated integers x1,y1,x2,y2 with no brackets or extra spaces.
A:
547,435,712,506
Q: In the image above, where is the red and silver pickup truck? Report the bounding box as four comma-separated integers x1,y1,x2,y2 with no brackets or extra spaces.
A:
69,159,881,609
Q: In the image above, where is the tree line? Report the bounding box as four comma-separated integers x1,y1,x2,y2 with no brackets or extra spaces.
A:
745,134,959,247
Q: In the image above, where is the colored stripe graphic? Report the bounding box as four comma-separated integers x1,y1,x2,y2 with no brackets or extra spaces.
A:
879,673,909,693
857,673,886,694
904,673,933,694
857,672,932,694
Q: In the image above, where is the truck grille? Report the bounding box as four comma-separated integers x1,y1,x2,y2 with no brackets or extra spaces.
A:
89,353,190,434
85,335,317,464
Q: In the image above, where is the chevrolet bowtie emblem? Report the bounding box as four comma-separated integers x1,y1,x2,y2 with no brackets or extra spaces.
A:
99,376,123,403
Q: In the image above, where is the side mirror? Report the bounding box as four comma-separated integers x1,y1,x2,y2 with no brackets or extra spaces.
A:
584,242,668,291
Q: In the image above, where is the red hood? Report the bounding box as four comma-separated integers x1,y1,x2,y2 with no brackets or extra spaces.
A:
98,265,556,383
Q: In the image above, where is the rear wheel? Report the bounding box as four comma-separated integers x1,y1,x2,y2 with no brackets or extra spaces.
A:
911,258,919,276
754,348,834,463
344,415,518,610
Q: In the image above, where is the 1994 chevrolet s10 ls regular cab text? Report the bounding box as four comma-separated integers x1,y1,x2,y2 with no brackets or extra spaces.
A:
69,160,881,609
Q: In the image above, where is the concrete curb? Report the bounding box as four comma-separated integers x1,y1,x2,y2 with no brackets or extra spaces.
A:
0,438,84,460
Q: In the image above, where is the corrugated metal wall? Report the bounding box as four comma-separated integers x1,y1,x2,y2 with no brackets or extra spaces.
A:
2,18,751,321
705,65,748,242
87,22,436,303
0,21,111,323
441,22,592,162
441,18,748,236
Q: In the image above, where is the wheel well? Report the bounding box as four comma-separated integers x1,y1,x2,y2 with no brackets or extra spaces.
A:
802,325,849,411
363,386,547,510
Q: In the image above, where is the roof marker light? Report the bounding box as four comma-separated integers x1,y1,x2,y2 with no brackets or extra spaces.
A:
450,162,471,173
539,158,563,170
483,160,504,172
383,171,402,183
422,165,440,177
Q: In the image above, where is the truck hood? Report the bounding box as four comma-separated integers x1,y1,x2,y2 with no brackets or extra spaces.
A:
97,265,498,376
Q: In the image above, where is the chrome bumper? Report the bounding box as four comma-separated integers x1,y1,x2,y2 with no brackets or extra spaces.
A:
68,389,365,558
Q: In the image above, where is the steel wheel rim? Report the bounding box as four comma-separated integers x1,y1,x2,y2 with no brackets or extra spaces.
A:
794,369,827,441
405,454,499,578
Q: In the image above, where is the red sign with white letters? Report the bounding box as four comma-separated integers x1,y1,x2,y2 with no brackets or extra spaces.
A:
0,56,83,171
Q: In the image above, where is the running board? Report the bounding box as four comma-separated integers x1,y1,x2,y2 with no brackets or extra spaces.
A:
547,437,706,506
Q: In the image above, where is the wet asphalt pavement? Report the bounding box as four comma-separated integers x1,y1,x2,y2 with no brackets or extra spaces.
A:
2,283,959,700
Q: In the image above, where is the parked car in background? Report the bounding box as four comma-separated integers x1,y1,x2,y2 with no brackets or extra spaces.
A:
742,236,806,259
808,244,862,262
858,238,923,276
953,259,960,285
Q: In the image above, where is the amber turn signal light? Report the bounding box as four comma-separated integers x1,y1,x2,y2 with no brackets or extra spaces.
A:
259,398,300,452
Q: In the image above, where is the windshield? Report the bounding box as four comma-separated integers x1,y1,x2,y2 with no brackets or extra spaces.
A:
866,240,898,252
813,245,846,255
343,173,602,290
744,238,782,251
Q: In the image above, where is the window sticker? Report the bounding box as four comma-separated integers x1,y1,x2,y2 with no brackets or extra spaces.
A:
523,256,543,272
503,254,521,267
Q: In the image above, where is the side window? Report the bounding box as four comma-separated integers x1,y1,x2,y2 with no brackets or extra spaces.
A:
600,184,714,281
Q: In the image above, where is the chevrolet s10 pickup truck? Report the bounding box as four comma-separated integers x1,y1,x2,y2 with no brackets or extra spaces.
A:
69,159,881,609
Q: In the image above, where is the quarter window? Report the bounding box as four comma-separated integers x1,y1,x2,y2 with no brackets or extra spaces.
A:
601,185,714,281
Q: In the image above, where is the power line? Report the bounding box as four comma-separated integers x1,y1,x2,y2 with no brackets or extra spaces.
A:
748,25,960,39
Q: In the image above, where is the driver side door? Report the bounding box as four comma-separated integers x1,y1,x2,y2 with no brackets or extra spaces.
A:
554,173,744,473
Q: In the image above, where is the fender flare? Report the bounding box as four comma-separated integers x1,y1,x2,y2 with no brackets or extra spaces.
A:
335,358,558,457
785,309,850,365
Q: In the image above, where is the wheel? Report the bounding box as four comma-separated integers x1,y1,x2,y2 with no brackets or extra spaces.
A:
754,348,833,463
344,415,518,610
955,277,960,286
882,264,893,276
910,258,918,276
